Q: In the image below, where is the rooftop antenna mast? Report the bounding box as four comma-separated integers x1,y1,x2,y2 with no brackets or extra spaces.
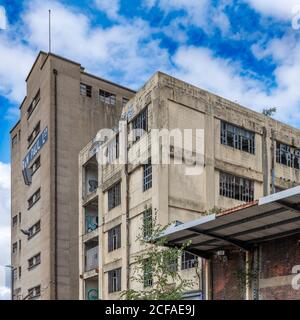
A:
48,9,52,53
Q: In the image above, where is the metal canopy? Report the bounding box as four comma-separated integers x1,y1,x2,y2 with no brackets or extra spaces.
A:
161,185,300,259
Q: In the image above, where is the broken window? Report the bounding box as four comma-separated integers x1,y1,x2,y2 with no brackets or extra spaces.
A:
99,89,116,105
28,253,41,270
108,225,121,252
80,83,92,97
28,220,41,239
220,171,254,202
108,268,121,293
27,89,40,119
28,285,41,299
181,252,198,270
27,121,41,148
132,107,148,142
108,182,121,210
30,156,41,176
276,142,300,169
143,161,152,191
221,121,255,154
28,188,41,209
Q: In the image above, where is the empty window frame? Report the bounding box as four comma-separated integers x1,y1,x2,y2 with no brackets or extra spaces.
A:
12,242,18,254
143,259,153,288
220,171,254,202
108,225,121,252
12,215,18,227
122,97,129,108
181,252,198,270
27,121,41,148
99,89,116,105
108,268,121,293
132,107,148,142
221,121,255,154
28,253,41,270
107,134,119,163
276,142,300,169
108,182,121,210
28,188,41,210
143,162,152,191
143,208,152,239
27,89,40,119
80,83,92,97
28,220,41,239
28,285,41,299
30,155,41,176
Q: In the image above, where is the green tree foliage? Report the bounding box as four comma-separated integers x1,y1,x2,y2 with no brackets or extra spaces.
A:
262,107,277,117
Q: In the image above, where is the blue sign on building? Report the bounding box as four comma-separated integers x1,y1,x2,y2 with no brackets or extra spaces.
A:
22,127,48,169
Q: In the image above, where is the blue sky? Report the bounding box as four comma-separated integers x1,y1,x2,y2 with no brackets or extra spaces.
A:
1,0,300,299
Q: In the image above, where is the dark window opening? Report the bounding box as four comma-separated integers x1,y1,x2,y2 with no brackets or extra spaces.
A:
132,107,148,142
108,182,121,210
27,90,40,119
28,188,41,210
99,89,116,105
80,83,92,97
27,121,41,148
108,225,121,252
276,142,300,169
108,268,121,293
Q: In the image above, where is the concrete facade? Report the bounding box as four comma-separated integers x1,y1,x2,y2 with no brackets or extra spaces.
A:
78,72,300,299
10,52,135,300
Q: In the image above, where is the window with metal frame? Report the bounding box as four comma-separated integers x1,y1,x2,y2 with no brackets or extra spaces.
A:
108,225,121,252
132,107,148,142
27,188,41,209
221,121,255,154
108,268,121,293
27,121,41,148
28,220,41,239
164,256,178,273
12,215,18,227
143,161,152,191
99,89,116,105
28,285,41,299
143,208,152,239
80,83,92,97
219,171,254,202
12,242,17,254
143,259,153,288
30,155,41,176
108,182,121,210
28,253,41,270
276,141,300,169
27,89,40,119
181,252,198,270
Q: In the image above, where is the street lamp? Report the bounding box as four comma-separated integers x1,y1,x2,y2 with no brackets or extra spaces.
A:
5,265,14,300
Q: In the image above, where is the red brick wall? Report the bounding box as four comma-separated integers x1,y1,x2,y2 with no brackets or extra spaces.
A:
259,235,300,300
212,250,246,300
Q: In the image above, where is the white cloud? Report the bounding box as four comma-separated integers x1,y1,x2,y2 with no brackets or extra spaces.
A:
94,0,120,20
244,0,300,19
0,286,10,300
0,6,7,30
172,44,300,125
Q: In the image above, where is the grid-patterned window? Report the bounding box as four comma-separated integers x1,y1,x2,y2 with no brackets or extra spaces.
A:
122,97,129,108
108,225,121,252
143,162,152,191
132,107,148,142
27,121,41,148
143,259,153,288
221,121,255,154
28,188,41,209
30,156,41,176
108,268,121,293
12,215,18,227
164,256,178,273
80,83,92,97
220,171,254,202
28,220,41,239
28,253,41,270
28,285,41,299
27,89,40,118
143,208,152,238
108,182,121,210
181,252,198,270
107,134,119,163
99,89,116,105
276,142,300,169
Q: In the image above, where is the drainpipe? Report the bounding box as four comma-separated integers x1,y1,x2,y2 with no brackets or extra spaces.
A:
262,127,268,196
270,129,276,194
125,163,130,290
53,68,58,300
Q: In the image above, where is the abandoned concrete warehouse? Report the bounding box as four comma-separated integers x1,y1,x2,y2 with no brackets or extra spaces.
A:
78,71,300,300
